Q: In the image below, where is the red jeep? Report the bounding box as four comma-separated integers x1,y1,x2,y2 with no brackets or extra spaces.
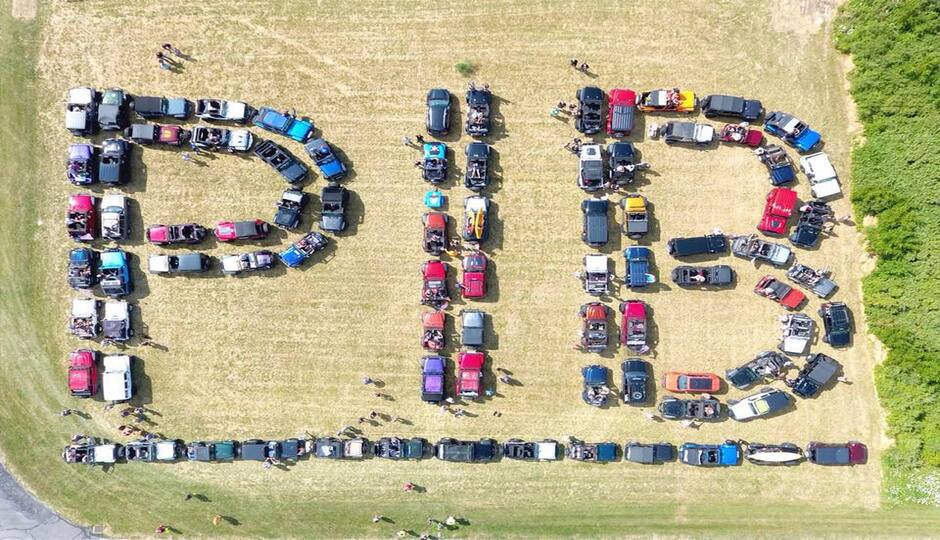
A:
421,260,450,309
719,123,764,147
68,349,99,398
607,88,636,137
757,187,797,235
421,311,446,351
754,275,806,309
423,212,449,255
456,351,485,398
460,251,487,299
580,302,610,353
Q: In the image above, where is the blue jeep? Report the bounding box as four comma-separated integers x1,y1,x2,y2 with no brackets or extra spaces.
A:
581,364,611,407
253,107,314,142
763,111,821,153
755,144,796,186
422,142,448,184
623,246,655,288
304,138,347,181
279,232,328,268
68,247,97,290
679,441,740,467
98,249,132,297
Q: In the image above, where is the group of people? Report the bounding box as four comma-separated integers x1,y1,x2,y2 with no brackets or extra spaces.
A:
155,42,185,71
552,100,580,118
569,58,591,72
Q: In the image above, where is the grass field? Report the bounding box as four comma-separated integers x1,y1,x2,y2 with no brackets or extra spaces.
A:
2,0,940,536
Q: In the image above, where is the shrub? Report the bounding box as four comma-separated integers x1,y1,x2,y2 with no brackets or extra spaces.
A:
835,0,940,499
454,60,476,76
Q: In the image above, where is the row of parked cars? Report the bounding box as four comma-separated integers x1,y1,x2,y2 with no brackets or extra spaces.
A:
580,189,835,258
63,435,866,467
65,87,349,184
573,86,822,153
418,86,498,401
576,348,841,419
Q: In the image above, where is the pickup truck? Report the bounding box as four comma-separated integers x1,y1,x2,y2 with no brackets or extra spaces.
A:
667,234,727,257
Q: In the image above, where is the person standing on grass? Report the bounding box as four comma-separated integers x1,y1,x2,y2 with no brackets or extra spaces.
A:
155,525,167,534
212,514,222,526
162,42,182,57
60,408,72,417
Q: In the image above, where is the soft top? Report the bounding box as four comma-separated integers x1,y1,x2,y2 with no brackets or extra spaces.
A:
422,356,445,373
458,351,484,369
584,254,608,273
583,303,607,320
623,300,646,318
422,311,445,329
583,365,608,385
425,212,447,229
99,250,126,268
708,94,743,112
464,195,488,212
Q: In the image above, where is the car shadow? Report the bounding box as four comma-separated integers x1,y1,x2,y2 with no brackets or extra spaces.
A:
117,196,146,248
329,145,357,184
123,251,150,302
483,93,509,143
113,141,148,195
331,188,363,237
481,145,502,195
432,95,463,144
293,192,320,233
597,198,622,256
626,111,647,144
480,198,501,252
474,256,499,304
481,310,499,351
130,356,153,405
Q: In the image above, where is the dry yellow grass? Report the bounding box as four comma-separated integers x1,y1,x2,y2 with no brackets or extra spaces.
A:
0,0,897,536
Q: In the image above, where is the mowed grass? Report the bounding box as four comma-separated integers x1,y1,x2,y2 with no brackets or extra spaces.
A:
2,0,939,536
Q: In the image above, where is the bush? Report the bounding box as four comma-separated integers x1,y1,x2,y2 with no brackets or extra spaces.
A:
835,0,940,498
454,60,476,76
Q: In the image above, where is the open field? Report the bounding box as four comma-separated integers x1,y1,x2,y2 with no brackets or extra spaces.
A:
2,0,940,536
